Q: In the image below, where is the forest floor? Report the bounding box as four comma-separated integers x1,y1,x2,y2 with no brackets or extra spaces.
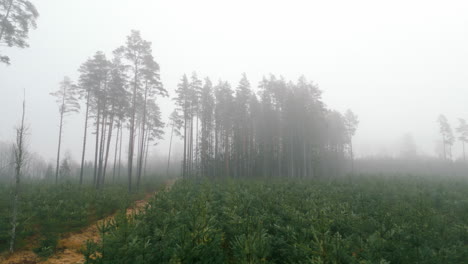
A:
2,179,176,264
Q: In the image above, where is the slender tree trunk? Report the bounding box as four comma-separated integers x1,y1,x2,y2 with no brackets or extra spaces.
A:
209,127,214,178
97,111,107,189
118,121,123,179
183,116,187,178
224,132,229,177
112,121,121,183
136,83,149,189
55,112,64,184
93,107,100,186
102,111,115,185
278,137,282,178
127,67,138,192
215,126,218,178
136,124,142,177
55,91,66,184
167,121,174,176
350,141,354,174
143,133,150,178
10,93,26,253
196,114,199,176
302,144,307,178
189,115,193,176
79,91,90,185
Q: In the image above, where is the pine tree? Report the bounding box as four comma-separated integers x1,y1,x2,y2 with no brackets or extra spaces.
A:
100,51,128,187
118,30,164,191
167,110,183,176
174,74,191,178
0,0,39,64
438,115,454,160
78,51,110,187
199,77,214,177
50,76,80,184
214,81,234,177
233,73,251,177
189,72,202,176
456,118,468,161
135,52,166,188
344,109,359,173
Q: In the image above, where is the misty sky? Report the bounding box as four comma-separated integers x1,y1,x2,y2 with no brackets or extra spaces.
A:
1,0,468,162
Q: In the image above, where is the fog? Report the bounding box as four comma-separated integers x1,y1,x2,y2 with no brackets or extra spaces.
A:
2,0,468,162
2,2,468,261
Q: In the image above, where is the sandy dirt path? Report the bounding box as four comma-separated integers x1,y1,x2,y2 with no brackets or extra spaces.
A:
2,180,176,264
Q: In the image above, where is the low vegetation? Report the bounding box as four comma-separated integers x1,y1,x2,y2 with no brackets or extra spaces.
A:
85,175,468,264
0,179,162,257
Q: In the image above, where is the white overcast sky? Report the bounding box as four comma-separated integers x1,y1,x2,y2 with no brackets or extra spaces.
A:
1,0,468,162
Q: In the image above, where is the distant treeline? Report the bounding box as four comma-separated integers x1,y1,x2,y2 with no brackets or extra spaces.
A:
172,73,359,179
356,156,468,177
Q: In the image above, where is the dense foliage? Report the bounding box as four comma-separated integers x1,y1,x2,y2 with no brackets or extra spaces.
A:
86,176,468,264
0,180,161,256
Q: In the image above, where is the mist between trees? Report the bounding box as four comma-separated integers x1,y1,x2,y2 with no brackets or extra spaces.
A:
3,28,468,188
4,2,468,261
1,0,466,186
0,29,364,189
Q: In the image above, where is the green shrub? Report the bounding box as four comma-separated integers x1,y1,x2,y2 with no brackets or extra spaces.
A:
0,178,163,254
85,176,468,264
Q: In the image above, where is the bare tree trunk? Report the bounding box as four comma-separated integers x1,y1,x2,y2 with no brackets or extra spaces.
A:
188,116,192,177
215,128,219,178
143,133,150,178
350,141,354,174
196,114,199,176
167,121,174,176
127,68,138,193
136,83,149,189
97,111,107,189
118,121,123,180
102,111,115,185
79,91,90,185
209,128,214,178
112,120,121,183
302,143,306,178
224,133,229,177
10,93,26,253
93,106,100,187
183,116,187,178
55,88,66,184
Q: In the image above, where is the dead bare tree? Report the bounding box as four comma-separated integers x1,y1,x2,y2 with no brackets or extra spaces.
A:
10,92,28,253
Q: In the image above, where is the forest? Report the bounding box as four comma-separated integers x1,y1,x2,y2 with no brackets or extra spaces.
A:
1,1,468,263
